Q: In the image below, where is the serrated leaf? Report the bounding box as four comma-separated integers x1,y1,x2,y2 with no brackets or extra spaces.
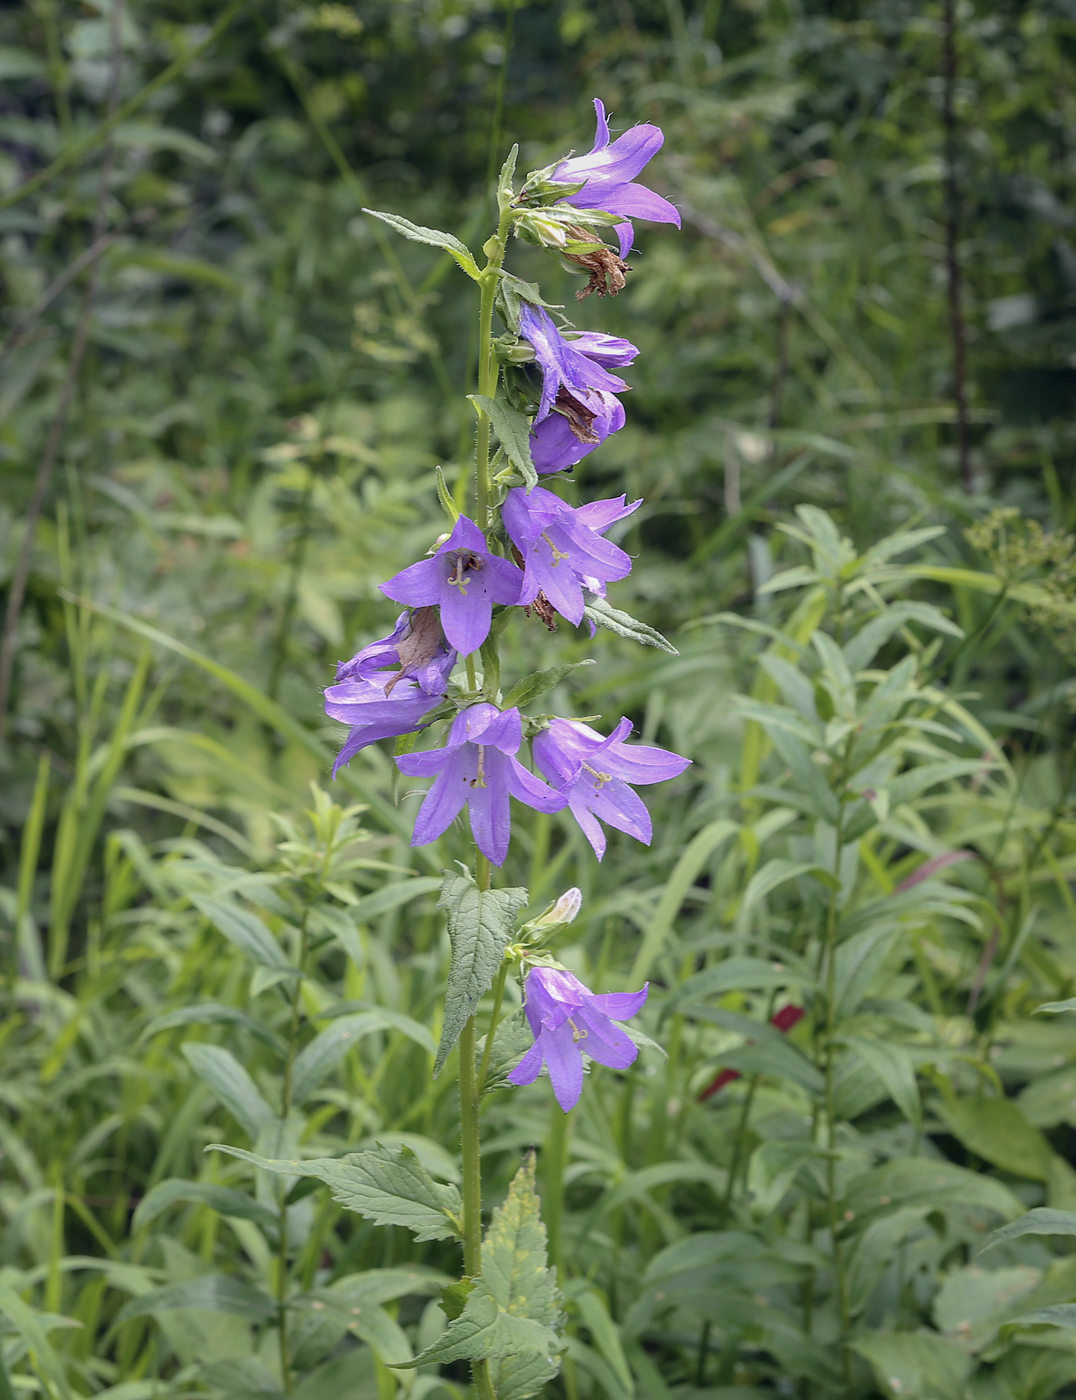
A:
115,1276,277,1324
190,894,294,972
468,394,538,490
435,874,528,1076
182,1043,275,1139
363,208,480,279
582,594,678,654
208,1142,462,1242
132,1178,278,1233
502,660,595,710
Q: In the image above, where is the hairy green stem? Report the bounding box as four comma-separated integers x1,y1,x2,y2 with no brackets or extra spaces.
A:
478,960,510,1093
474,213,512,527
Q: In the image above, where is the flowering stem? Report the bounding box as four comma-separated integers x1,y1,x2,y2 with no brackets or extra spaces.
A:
276,907,311,1397
474,212,512,529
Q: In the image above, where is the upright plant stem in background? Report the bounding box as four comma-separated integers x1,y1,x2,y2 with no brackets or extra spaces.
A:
942,0,972,492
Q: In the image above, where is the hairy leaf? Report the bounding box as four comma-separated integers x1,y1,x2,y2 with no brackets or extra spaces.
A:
582,594,678,654
208,1142,463,1241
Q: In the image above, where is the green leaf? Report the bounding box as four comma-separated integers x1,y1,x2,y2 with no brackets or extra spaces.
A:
132,1178,278,1233
747,1139,826,1215
718,1039,824,1094
349,876,443,924
115,1276,277,1324
1008,1304,1076,1328
935,1096,1054,1182
840,1158,1024,1226
933,1264,1040,1349
842,601,963,672
0,1288,76,1400
844,1036,921,1126
631,819,740,983
497,143,519,210
468,394,538,490
435,873,528,1076
850,1330,971,1400
502,660,595,710
208,1142,463,1242
189,894,294,972
975,1206,1076,1258
141,1003,285,1056
181,1043,275,1139
290,1010,432,1103
1034,997,1076,1015
672,955,802,1011
362,208,480,279
582,594,678,654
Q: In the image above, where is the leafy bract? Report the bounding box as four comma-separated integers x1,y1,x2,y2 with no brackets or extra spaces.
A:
435,873,528,1076
469,394,538,490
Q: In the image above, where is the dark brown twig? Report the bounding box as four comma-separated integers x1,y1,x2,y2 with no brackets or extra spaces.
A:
942,0,972,492
0,0,125,735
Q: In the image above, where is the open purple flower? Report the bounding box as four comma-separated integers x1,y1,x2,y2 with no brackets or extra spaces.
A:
519,304,637,424
396,703,566,866
381,516,522,657
532,717,690,859
503,486,640,626
507,965,649,1112
551,98,681,258
325,675,448,776
530,389,625,475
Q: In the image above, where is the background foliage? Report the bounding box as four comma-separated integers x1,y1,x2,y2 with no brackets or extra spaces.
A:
5,0,1076,1396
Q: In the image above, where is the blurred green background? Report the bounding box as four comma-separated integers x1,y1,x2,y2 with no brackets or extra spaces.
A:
6,1,1076,1397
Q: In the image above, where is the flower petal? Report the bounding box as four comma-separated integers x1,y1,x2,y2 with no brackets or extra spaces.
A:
380,557,442,608
541,1024,585,1112
468,750,512,866
506,1037,545,1086
589,985,649,1021
575,1003,639,1070
410,759,472,846
504,755,569,815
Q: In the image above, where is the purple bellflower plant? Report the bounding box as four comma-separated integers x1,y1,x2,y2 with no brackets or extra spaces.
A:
533,716,691,859
551,98,681,258
316,106,683,1369
381,515,522,657
502,486,640,626
507,965,649,1111
396,703,567,866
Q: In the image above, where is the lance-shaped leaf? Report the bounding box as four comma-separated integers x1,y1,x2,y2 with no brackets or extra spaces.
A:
189,894,294,973
208,1142,463,1242
363,208,480,279
115,1276,277,1324
502,659,595,711
469,394,538,491
396,1155,562,1398
582,594,678,655
133,1178,279,1233
435,873,528,1076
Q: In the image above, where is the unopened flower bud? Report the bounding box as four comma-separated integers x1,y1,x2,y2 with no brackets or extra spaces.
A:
537,887,582,926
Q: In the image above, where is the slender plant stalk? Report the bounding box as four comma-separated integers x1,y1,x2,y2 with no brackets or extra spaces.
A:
942,0,972,492
268,455,318,702
478,960,510,1093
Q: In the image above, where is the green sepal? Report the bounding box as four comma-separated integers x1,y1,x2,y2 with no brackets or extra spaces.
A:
497,144,519,213
436,466,461,523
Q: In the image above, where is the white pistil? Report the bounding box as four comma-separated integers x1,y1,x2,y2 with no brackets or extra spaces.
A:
540,532,570,568
582,761,613,789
